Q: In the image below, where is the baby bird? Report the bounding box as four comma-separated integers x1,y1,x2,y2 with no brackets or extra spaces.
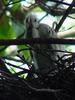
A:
24,13,64,74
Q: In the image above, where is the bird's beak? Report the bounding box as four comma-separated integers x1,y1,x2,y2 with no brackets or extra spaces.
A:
29,18,33,28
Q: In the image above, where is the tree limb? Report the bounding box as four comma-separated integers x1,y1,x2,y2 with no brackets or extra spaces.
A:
57,28,75,38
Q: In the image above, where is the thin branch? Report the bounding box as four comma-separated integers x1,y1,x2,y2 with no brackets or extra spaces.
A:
55,0,75,32
68,15,75,20
2,56,22,63
9,0,21,5
57,28,75,38
50,7,75,16
0,38,75,45
47,0,75,7
21,79,61,93
5,61,30,72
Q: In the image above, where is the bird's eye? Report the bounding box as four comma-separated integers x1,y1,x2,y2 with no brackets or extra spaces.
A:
48,30,51,33
26,18,29,23
34,18,37,22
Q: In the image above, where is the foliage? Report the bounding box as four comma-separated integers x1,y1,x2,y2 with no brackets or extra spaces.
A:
0,0,75,100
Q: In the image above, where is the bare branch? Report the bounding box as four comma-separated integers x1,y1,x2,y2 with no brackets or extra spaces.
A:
57,28,75,38
0,38,75,45
55,0,75,32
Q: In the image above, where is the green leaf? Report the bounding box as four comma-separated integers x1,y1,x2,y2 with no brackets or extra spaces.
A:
0,15,10,39
7,26,16,39
11,0,21,12
33,7,43,12
18,45,31,60
2,0,8,4
0,14,16,39
0,46,7,56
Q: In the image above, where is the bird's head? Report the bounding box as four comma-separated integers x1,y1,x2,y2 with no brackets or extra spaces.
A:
24,13,39,29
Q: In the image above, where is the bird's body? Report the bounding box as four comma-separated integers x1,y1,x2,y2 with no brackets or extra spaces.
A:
24,13,64,74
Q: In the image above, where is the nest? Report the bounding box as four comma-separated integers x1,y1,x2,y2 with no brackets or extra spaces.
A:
0,53,75,100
